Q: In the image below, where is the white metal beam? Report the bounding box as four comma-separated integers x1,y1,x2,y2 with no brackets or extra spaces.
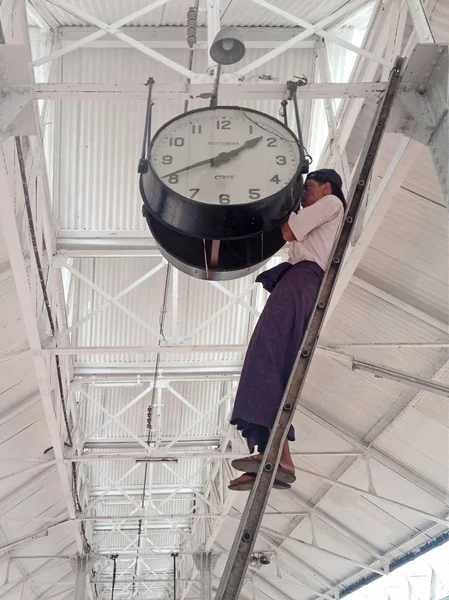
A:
240,0,390,74
46,344,449,397
28,80,390,101
57,25,317,49
326,341,449,350
405,0,435,43
74,555,87,600
82,437,221,450
47,339,442,357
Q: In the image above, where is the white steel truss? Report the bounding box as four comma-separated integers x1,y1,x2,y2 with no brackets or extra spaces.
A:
1,0,448,598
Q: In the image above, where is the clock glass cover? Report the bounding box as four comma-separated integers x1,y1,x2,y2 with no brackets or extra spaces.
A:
149,107,301,206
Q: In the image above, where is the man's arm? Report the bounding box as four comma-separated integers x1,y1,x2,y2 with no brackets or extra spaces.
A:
281,221,296,242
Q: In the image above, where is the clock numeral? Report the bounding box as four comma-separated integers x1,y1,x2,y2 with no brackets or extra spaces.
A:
216,119,231,130
249,125,254,134
168,174,179,184
169,137,185,147
162,155,173,165
249,189,261,200
189,188,200,199
276,155,287,165
270,174,281,184
219,194,231,204
267,137,277,147
191,124,202,134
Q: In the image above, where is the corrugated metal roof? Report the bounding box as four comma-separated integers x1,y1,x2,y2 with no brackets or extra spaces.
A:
30,0,370,28
0,281,78,600
430,0,449,42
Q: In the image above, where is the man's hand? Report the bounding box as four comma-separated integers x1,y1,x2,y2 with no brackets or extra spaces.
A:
281,221,296,242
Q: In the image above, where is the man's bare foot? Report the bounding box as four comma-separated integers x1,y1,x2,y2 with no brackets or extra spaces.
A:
279,440,295,475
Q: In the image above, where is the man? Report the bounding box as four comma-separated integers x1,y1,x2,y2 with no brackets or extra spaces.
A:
229,169,346,491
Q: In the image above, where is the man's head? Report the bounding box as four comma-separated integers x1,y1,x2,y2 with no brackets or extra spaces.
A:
300,169,346,209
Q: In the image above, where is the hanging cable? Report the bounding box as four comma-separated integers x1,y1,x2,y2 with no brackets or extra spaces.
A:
288,77,312,170
14,136,94,553
15,137,74,447
172,552,178,600
135,16,197,585
110,554,118,600
138,77,155,174
279,99,288,127
131,261,172,595
209,63,222,108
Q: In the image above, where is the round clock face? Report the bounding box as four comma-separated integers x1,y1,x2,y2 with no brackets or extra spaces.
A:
149,107,301,206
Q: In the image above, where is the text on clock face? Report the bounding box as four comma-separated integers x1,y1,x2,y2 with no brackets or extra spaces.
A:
150,109,300,206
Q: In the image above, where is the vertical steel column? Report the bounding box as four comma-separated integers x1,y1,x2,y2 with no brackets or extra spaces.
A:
206,0,221,67
193,551,215,600
74,554,88,600
214,57,405,600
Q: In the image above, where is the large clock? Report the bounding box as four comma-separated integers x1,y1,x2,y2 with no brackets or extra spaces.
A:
140,105,305,280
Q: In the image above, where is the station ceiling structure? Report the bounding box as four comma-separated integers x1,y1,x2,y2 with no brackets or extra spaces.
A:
0,1,448,600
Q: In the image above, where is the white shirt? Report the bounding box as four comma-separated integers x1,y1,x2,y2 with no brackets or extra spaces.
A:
287,194,344,270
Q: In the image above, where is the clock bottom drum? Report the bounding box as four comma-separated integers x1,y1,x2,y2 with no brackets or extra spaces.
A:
143,207,285,281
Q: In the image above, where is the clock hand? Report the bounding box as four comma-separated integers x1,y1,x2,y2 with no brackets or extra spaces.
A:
211,136,263,166
161,135,264,178
161,157,213,179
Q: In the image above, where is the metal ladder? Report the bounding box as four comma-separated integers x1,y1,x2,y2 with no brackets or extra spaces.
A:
214,56,405,600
